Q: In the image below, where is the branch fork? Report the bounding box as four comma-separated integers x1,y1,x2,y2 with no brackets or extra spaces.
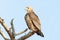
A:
0,17,35,40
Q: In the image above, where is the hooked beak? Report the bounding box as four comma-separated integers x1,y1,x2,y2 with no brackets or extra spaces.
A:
25,7,28,10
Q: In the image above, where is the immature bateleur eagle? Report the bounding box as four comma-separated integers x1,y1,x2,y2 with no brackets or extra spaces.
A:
24,6,44,37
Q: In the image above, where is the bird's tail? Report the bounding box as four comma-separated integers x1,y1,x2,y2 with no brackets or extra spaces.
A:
36,30,44,37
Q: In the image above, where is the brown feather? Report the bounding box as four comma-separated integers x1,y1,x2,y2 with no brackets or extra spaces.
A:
28,12,41,30
25,13,38,31
25,6,44,37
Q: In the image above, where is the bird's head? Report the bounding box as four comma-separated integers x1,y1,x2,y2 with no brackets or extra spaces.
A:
25,6,33,13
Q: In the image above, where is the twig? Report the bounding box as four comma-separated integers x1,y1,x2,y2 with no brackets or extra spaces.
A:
10,18,15,39
0,28,9,40
15,28,28,36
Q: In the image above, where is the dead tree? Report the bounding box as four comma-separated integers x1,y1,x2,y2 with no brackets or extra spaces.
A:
0,17,35,40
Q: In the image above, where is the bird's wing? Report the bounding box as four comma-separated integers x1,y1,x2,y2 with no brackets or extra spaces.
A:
25,13,37,31
24,13,31,29
32,19,41,30
30,12,41,30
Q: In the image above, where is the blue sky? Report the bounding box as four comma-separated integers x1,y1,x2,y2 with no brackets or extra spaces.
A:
0,0,60,40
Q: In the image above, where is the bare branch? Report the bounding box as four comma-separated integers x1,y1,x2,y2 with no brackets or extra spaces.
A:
0,17,36,40
0,17,14,40
15,28,28,36
10,18,15,39
18,31,35,40
0,29,6,39
0,28,9,40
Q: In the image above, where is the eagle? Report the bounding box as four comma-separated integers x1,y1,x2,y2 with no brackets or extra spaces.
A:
24,6,44,37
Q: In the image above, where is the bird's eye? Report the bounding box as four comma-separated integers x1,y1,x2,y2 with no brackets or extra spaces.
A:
27,7,29,9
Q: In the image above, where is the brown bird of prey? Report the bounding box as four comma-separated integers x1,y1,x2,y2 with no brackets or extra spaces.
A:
24,6,44,37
